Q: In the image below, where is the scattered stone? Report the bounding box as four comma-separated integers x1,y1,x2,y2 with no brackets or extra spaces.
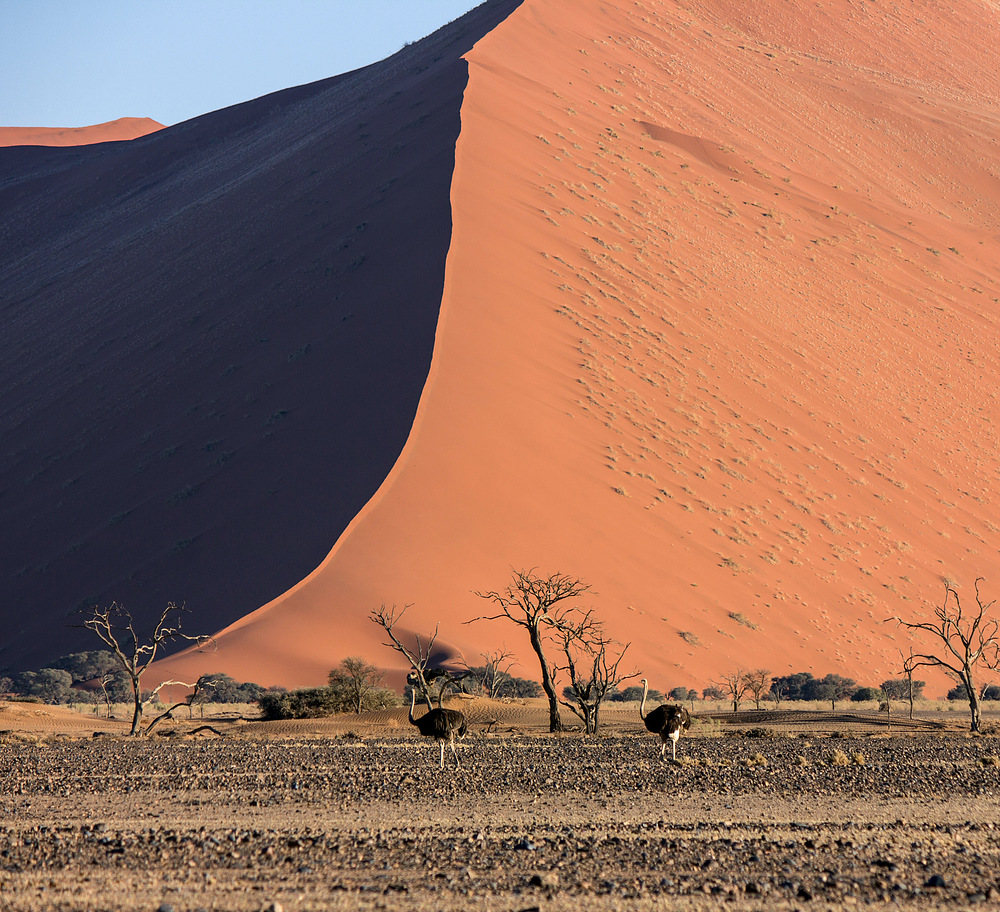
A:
528,872,560,889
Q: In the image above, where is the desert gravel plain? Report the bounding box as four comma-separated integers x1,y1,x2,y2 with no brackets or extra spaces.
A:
2,698,999,912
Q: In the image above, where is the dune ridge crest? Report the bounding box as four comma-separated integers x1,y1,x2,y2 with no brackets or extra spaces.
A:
0,117,164,147
1,2,524,673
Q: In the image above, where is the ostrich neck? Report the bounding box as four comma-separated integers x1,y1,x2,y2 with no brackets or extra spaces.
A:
639,680,648,720
408,689,418,725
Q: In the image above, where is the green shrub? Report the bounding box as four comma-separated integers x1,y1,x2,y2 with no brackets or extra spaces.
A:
258,684,395,720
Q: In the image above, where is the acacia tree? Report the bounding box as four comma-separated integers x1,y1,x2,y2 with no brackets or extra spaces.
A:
472,570,591,732
79,602,214,736
890,578,1000,732
554,613,637,734
812,673,857,710
329,656,387,714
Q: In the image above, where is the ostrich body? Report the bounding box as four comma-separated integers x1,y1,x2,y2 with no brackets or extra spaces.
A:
408,689,467,768
639,678,691,760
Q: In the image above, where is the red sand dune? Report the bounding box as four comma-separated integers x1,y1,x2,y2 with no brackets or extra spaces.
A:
0,4,521,673
0,117,163,147
157,0,1000,697
4,0,999,700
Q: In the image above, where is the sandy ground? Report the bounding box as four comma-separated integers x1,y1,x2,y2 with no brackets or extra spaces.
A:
2,699,999,911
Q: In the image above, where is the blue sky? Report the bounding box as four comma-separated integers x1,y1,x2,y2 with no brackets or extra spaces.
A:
2,1,483,128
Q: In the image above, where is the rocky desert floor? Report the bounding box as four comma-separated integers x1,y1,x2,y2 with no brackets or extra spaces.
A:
1,698,999,911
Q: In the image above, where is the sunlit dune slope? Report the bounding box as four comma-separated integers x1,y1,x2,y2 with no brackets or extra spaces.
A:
0,1,524,672
159,0,1000,696
0,118,164,148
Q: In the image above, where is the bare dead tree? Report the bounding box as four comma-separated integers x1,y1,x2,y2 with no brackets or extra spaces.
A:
144,674,214,736
714,668,750,713
878,698,891,730
889,578,1000,732
96,669,117,719
472,569,591,732
78,602,214,736
554,613,638,734
900,647,919,721
744,668,772,710
476,646,518,699
369,604,464,709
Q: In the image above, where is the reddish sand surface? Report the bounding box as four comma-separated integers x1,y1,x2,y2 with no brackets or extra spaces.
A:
0,117,163,147
157,0,1000,696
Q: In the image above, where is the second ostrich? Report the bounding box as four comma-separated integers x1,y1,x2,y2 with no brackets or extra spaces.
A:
408,689,467,769
639,678,691,761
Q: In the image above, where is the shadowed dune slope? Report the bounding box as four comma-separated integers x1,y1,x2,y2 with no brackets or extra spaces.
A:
0,1,524,672
0,118,164,148
158,0,1000,696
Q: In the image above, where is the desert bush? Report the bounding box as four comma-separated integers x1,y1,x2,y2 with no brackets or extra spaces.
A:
259,682,395,721
827,749,850,766
258,687,335,720
49,650,118,683
770,671,856,706
947,683,969,701
13,668,74,704
328,658,396,713
881,678,925,700
465,667,542,699
691,716,722,738
851,687,884,703
770,671,816,701
197,673,265,704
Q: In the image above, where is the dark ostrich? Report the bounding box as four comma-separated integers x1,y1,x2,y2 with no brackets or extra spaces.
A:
639,678,692,760
408,688,468,768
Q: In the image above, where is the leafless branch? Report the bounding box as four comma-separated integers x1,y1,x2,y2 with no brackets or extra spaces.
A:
77,602,215,736
889,578,1000,732
370,603,452,709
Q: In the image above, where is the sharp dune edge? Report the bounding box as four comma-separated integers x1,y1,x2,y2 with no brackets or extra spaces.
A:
0,117,164,147
8,0,1000,695
1,4,520,672
158,0,1000,694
